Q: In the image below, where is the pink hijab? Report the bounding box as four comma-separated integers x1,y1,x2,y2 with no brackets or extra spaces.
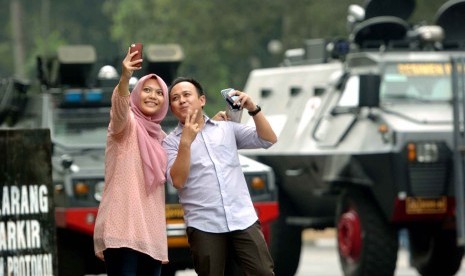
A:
130,74,169,192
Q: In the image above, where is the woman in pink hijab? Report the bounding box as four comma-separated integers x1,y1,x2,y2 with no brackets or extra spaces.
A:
94,46,169,276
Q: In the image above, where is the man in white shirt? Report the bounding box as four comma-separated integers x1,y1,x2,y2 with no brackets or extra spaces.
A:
163,77,276,276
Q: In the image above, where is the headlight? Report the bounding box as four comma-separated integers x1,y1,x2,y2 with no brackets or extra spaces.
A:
72,178,104,202
251,176,266,190
407,142,440,163
94,181,105,202
245,173,273,201
74,181,90,196
245,174,268,193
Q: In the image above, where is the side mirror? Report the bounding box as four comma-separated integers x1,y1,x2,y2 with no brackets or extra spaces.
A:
359,74,380,107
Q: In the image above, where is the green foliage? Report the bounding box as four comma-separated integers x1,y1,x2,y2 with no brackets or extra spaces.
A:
103,0,369,113
0,0,118,79
0,0,451,115
25,31,67,76
411,0,446,24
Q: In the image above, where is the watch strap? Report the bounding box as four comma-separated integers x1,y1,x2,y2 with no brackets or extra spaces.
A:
248,105,261,116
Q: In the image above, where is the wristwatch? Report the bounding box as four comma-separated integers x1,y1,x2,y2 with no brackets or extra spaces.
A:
248,105,261,116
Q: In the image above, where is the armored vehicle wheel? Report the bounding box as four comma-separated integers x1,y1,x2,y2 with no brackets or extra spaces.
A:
408,227,464,276
336,188,398,276
270,190,302,276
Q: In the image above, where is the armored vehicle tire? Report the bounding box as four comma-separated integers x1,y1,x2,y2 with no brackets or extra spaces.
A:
336,188,398,276
270,190,302,276
408,227,464,276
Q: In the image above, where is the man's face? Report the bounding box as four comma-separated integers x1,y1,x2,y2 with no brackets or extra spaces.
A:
169,81,205,123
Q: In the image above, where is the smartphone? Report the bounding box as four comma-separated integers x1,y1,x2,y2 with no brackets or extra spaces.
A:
221,88,241,110
130,43,143,67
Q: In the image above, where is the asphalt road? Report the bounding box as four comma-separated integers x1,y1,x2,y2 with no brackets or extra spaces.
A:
294,237,465,276
176,229,465,276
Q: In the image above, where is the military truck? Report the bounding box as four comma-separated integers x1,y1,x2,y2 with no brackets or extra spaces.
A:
241,0,465,275
0,44,278,276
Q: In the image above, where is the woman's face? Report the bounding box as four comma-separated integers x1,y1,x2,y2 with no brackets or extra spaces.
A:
140,78,165,116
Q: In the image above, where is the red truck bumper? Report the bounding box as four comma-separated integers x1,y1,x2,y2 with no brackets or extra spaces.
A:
254,201,279,244
55,207,98,236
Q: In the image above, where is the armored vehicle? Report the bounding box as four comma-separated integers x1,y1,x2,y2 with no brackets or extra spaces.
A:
241,0,465,275
0,44,278,276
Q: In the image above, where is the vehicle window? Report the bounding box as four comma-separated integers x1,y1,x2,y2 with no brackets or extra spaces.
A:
337,75,360,107
53,108,110,147
380,63,451,102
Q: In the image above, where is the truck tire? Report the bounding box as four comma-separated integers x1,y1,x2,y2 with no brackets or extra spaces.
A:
336,188,398,276
270,190,302,276
408,227,464,276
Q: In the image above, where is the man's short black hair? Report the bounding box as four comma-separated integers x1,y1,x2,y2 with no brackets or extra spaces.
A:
169,77,205,97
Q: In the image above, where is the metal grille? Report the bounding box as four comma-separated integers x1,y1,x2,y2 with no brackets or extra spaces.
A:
408,163,448,196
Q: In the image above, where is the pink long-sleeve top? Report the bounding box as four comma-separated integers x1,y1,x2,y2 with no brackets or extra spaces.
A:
93,90,168,263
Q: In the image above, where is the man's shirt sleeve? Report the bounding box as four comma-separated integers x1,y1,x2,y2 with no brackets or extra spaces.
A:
233,122,273,150
162,134,179,187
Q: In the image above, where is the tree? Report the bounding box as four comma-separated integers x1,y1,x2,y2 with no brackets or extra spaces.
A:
0,0,117,79
0,0,447,111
